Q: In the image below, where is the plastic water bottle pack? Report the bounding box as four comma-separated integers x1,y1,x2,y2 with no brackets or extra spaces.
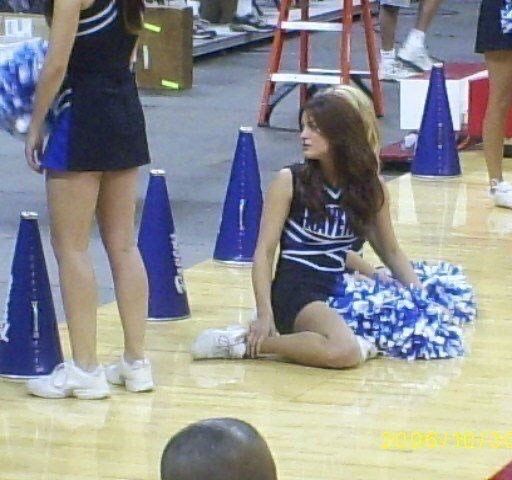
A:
0,38,47,136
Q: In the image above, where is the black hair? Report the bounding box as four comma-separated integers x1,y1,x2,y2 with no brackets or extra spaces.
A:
44,0,144,33
160,418,277,480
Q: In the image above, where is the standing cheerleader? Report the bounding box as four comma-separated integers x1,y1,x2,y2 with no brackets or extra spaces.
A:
25,0,154,398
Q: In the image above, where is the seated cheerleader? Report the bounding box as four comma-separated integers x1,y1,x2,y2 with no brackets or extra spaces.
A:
192,86,475,367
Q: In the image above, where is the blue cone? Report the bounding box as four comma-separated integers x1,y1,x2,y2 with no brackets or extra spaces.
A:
0,212,63,378
138,170,190,321
411,64,462,178
213,126,263,264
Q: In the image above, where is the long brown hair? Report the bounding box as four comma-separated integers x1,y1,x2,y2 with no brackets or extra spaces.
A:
296,89,384,235
123,0,144,34
44,0,144,34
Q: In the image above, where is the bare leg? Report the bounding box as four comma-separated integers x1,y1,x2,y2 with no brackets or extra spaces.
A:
46,171,101,371
416,0,443,32
483,50,512,184
96,168,148,361
379,4,399,51
259,302,362,368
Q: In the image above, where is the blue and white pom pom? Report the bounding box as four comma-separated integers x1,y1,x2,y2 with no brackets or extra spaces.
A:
328,261,476,360
501,0,512,34
0,38,47,135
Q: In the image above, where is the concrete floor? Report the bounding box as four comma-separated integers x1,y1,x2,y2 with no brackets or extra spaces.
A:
0,0,482,316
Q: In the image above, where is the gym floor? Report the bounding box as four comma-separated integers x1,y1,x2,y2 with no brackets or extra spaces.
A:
4,2,512,479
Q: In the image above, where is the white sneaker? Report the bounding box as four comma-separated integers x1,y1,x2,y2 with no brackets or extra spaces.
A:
378,59,417,81
105,357,154,392
397,43,435,72
190,325,247,360
491,181,512,209
27,362,110,400
356,336,379,362
230,14,274,33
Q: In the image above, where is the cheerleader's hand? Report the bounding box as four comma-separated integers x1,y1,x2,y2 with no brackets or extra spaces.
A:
247,313,278,358
374,268,394,285
25,126,44,173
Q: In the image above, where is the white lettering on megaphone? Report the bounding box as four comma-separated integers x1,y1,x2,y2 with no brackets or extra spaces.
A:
0,319,9,343
1,275,13,342
170,234,182,268
170,234,186,294
239,199,245,232
174,275,185,294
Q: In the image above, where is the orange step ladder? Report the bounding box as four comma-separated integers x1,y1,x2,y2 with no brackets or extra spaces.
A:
257,0,384,126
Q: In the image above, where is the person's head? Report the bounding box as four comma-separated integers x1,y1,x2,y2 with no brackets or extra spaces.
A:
160,418,278,480
324,84,381,157
300,85,380,162
297,86,384,234
44,0,144,34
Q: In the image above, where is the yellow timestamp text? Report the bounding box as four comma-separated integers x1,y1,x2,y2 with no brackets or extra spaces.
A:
381,430,512,450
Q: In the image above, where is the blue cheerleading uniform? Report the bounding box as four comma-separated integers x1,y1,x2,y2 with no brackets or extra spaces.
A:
271,164,363,334
476,0,512,53
42,0,150,171
270,164,476,360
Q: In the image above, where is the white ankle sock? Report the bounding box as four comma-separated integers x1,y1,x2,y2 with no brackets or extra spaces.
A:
236,0,253,17
380,48,395,61
490,178,502,192
356,336,377,362
188,0,200,16
73,361,101,375
405,28,425,48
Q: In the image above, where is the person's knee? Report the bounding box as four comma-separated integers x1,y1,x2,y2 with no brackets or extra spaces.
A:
324,342,361,369
49,234,87,263
102,236,135,263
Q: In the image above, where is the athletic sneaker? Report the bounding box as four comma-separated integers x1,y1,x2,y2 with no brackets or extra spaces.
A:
490,180,512,209
356,336,379,362
191,325,247,360
230,14,274,33
397,43,435,72
193,17,217,40
378,59,417,81
27,362,110,400
105,356,154,392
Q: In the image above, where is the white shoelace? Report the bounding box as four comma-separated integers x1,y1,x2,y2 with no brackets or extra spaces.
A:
217,334,244,356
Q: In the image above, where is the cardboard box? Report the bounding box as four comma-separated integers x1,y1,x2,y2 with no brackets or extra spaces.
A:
398,63,487,131
135,5,193,91
0,9,194,91
0,12,48,40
